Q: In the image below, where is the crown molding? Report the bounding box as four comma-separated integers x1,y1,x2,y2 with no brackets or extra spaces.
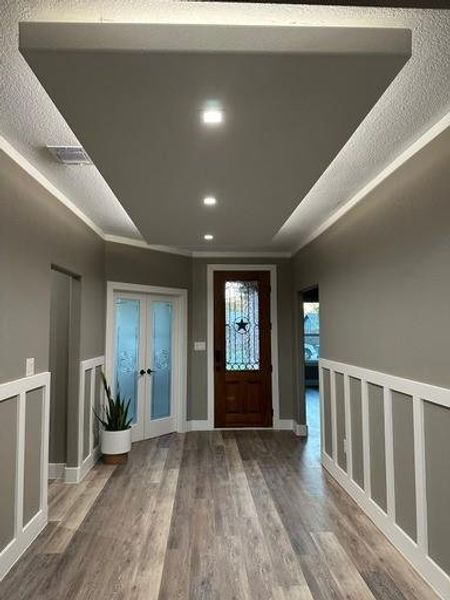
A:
104,235,193,257
105,236,291,258
293,109,450,255
192,250,291,258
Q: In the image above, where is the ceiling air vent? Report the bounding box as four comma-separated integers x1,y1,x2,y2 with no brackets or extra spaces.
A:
47,145,92,165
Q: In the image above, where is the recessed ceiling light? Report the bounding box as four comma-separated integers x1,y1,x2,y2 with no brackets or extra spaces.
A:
202,108,223,125
204,234,214,241
203,196,217,206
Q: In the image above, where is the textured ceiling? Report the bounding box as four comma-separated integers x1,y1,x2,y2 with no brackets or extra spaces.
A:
2,2,450,253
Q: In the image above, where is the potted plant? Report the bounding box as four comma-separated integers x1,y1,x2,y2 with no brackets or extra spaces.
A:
94,373,132,464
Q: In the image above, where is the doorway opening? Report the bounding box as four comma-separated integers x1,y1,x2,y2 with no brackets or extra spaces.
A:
302,287,320,450
48,266,81,470
105,283,188,442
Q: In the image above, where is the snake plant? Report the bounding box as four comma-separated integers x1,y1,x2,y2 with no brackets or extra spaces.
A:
93,372,132,431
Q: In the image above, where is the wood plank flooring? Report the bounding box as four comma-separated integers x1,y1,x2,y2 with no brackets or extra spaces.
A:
0,393,439,599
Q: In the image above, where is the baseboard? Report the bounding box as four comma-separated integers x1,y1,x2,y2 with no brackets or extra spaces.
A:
294,423,308,437
186,419,302,433
186,420,210,431
48,463,65,479
64,446,100,484
275,419,294,430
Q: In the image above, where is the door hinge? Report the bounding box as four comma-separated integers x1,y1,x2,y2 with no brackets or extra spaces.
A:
270,364,273,372
271,407,274,416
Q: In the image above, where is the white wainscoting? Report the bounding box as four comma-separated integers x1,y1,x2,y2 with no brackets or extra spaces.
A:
0,372,50,581
319,358,450,600
49,356,104,484
74,356,104,483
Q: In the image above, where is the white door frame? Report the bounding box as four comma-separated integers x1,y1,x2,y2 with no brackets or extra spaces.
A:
206,264,281,429
105,281,188,435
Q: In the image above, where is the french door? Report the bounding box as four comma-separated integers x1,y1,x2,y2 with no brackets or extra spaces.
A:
112,292,176,442
214,271,273,428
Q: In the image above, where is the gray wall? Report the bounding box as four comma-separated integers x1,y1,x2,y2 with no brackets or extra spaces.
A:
424,400,450,576
0,396,17,552
105,241,194,416
293,127,450,575
292,126,450,419
335,371,347,471
83,369,92,461
349,377,364,489
368,383,387,512
392,391,416,541
105,242,193,290
23,388,44,525
48,269,71,464
0,386,47,555
0,149,105,474
322,369,332,456
105,248,296,421
0,151,106,385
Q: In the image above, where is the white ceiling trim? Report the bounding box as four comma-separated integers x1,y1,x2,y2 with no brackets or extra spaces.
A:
104,234,193,257
20,22,411,56
0,134,104,238
105,234,291,258
192,250,291,258
294,109,450,254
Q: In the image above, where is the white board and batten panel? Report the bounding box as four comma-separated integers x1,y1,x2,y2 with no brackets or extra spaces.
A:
64,356,104,484
52,356,104,484
319,357,450,599
0,372,50,582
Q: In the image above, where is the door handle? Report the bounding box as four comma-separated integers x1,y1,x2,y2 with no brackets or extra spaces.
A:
147,368,154,375
139,369,146,376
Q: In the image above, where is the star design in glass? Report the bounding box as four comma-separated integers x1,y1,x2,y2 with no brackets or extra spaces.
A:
235,318,250,333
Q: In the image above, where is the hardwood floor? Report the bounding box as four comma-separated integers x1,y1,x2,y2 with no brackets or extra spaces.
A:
0,392,439,599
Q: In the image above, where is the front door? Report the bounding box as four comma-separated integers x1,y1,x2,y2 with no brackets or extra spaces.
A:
112,293,176,441
214,271,272,428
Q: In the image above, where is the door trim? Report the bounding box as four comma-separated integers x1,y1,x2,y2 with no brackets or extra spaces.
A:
105,281,188,435
207,265,280,430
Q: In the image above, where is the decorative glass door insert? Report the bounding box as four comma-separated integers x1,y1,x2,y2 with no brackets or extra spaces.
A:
214,271,272,428
225,281,260,371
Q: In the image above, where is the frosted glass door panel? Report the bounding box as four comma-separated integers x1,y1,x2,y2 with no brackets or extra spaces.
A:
150,302,173,420
115,298,140,424
112,291,178,442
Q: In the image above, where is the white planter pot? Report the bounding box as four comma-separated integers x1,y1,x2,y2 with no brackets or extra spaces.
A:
101,429,132,455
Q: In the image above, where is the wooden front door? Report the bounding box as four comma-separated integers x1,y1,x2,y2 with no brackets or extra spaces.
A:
214,271,273,428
